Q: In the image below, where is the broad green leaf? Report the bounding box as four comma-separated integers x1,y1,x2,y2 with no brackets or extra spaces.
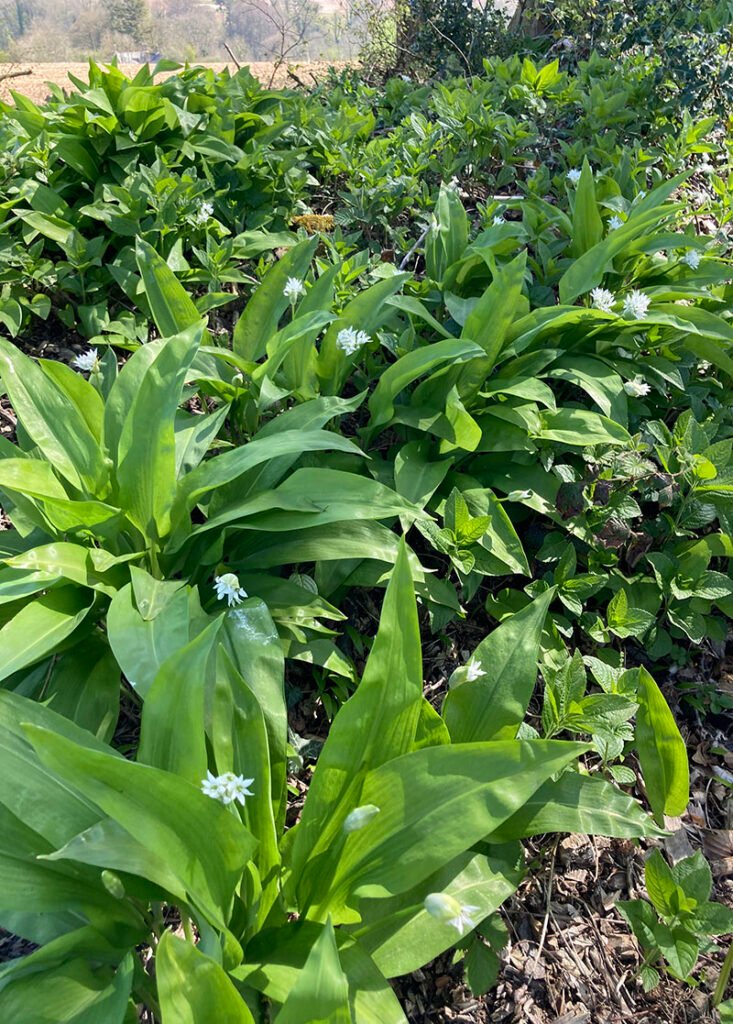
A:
486,771,662,842
106,581,190,698
367,339,485,437
460,250,527,374
0,338,107,495
318,273,410,393
352,847,521,977
135,239,206,339
212,649,280,928
171,429,364,531
558,174,688,302
443,592,553,743
157,932,254,1024
286,540,422,908
234,237,318,360
538,408,630,446
138,617,223,784
275,920,351,1024
635,667,689,820
425,182,469,281
39,359,104,443
0,588,93,684
316,740,586,917
45,640,120,741
221,601,287,828
0,692,112,849
116,326,201,540
5,542,127,598
0,956,133,1024
26,724,254,930
569,157,603,257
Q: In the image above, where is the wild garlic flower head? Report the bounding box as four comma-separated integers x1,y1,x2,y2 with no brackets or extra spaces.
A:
566,168,582,184
424,892,480,935
214,573,247,607
72,348,100,373
493,214,506,225
622,289,651,320
283,277,306,301
195,200,214,225
343,804,381,833
336,326,371,355
623,375,651,398
465,658,483,682
608,215,624,231
683,249,701,269
201,770,254,806
590,287,616,313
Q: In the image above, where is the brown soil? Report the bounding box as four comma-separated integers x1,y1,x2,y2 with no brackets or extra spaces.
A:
0,60,351,104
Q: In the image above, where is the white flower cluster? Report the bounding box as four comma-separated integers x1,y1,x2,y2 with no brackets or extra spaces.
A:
493,214,506,225
195,200,214,225
201,770,254,806
336,326,371,355
608,215,623,231
213,573,247,607
283,277,306,301
590,287,615,313
566,169,582,184
622,289,651,319
424,892,479,935
623,376,651,398
683,249,701,269
72,348,100,373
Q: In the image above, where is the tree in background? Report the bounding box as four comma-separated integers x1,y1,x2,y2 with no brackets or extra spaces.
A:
105,0,151,44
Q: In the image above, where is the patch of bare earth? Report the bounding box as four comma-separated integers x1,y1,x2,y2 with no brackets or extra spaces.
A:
0,60,352,105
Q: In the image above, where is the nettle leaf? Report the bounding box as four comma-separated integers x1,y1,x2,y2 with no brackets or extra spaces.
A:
644,849,678,917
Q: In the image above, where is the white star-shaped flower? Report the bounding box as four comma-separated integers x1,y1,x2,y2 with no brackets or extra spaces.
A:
283,277,306,300
214,572,247,607
424,892,480,935
72,348,100,373
623,375,651,398
195,200,214,225
201,770,254,806
683,249,701,269
608,215,624,231
465,658,483,681
336,326,371,355
590,287,616,312
566,168,582,184
622,290,651,319
493,214,505,225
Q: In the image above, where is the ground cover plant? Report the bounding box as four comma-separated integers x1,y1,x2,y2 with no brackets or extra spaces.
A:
0,42,731,1024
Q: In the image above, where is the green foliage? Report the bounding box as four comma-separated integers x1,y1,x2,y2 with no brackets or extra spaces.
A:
618,849,733,990
0,52,730,1021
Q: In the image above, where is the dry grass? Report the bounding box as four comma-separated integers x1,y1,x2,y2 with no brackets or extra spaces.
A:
0,60,351,104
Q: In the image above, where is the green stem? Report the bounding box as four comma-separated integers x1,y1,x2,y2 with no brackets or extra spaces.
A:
713,938,733,1008
181,911,194,944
